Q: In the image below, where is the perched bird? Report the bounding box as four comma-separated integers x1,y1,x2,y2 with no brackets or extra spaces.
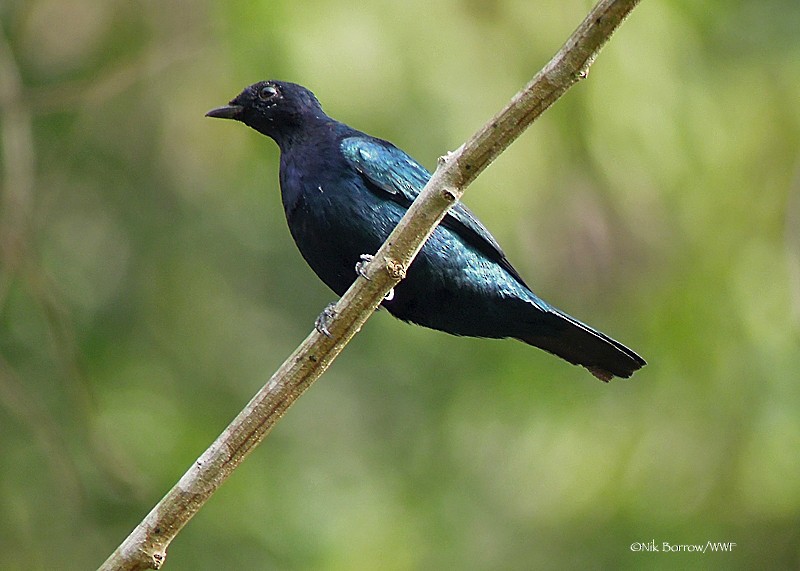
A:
207,80,645,381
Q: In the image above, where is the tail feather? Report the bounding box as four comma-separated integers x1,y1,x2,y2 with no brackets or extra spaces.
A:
519,309,645,382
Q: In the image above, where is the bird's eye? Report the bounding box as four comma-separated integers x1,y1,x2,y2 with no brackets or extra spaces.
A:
259,85,278,100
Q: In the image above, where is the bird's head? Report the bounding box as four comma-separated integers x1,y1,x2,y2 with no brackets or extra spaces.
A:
206,80,325,142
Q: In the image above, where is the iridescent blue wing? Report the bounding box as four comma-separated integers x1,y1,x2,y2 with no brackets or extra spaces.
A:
341,136,528,286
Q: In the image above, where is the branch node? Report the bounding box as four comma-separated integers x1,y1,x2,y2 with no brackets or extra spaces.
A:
441,188,458,202
383,257,407,280
437,151,455,166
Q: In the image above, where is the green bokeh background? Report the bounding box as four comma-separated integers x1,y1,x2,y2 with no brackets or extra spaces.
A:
1,0,799,569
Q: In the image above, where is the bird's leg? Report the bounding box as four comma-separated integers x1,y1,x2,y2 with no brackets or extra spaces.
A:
315,303,337,337
355,254,394,301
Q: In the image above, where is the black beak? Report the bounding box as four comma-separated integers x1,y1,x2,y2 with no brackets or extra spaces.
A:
205,104,243,119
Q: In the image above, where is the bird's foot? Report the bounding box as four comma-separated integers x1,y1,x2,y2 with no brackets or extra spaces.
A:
315,303,337,337
355,254,395,301
355,254,373,279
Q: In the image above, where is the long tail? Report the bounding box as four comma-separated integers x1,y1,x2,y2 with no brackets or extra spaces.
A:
518,308,646,382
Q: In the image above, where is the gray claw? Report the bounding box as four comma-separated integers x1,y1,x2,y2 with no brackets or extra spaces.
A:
355,254,395,302
355,253,373,279
315,303,336,337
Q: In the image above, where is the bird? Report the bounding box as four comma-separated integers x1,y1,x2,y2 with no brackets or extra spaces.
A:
206,80,645,381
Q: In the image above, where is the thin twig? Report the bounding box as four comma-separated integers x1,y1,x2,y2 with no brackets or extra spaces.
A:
98,1,641,569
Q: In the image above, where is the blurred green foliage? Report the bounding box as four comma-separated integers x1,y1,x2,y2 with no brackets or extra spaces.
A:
1,0,799,569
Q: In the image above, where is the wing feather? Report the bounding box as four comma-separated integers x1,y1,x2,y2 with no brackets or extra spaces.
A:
341,136,528,286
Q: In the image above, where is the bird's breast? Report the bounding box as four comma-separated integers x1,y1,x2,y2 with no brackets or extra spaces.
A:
280,163,403,296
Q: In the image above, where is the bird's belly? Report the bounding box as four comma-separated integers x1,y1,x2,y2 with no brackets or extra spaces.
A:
385,228,536,338
285,187,538,339
286,187,403,295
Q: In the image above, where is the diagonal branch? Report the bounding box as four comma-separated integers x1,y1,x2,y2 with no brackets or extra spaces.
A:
98,1,641,569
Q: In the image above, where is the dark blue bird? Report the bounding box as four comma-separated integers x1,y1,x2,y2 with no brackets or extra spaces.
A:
207,80,645,381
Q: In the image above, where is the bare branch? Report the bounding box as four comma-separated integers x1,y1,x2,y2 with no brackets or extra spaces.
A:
98,1,641,569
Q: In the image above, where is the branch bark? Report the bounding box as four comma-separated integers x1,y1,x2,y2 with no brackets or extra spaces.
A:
99,1,641,569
